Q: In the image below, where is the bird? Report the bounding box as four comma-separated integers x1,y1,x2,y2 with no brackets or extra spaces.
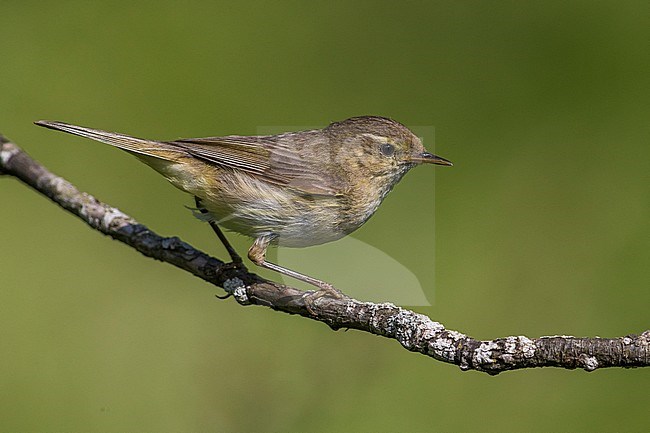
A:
36,116,452,299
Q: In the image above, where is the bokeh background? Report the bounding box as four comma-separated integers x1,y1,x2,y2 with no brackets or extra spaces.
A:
1,1,649,432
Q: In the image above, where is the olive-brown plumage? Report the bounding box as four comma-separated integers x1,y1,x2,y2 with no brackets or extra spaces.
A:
36,116,452,293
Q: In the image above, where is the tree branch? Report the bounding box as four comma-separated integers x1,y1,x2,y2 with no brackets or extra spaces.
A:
2,133,648,375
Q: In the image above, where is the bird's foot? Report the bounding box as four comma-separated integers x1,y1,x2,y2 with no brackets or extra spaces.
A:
302,283,346,315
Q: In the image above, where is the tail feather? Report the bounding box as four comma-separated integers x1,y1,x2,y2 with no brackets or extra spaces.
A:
35,120,181,160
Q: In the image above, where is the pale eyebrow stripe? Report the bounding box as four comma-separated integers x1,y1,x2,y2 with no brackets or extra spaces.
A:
361,133,389,142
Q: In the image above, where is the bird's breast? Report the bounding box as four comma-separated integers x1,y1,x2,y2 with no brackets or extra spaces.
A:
197,169,353,247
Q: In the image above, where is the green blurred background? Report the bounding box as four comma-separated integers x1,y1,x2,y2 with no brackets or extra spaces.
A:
1,1,649,432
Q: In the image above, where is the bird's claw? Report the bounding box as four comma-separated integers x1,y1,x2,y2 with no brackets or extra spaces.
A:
302,283,345,314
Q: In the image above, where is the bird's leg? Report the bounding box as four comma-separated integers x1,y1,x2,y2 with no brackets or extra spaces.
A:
194,196,243,265
248,235,345,311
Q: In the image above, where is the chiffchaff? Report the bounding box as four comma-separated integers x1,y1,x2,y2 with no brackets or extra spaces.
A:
36,116,452,298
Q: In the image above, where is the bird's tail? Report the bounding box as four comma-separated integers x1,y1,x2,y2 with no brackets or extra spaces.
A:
35,120,183,161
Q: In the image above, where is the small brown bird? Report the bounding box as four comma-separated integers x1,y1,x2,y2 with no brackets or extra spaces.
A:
36,116,452,297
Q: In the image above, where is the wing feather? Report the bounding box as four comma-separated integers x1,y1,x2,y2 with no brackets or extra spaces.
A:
170,134,343,196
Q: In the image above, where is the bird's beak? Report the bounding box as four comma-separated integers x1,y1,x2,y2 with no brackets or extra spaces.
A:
410,152,453,166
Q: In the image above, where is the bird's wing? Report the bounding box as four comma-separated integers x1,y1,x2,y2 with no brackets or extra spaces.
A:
170,134,344,197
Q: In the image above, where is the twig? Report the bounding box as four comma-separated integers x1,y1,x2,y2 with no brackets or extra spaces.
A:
2,134,648,375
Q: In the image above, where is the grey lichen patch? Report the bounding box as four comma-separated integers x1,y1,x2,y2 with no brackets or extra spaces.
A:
223,277,245,293
233,286,250,305
344,300,358,315
77,194,104,228
428,330,463,363
473,341,499,365
222,277,250,304
446,329,465,341
503,336,517,357
101,207,130,229
392,310,419,347
47,174,76,198
501,336,536,363
519,336,536,358
0,142,19,165
366,302,399,334
427,326,465,362
579,354,599,371
222,277,249,304
393,310,444,351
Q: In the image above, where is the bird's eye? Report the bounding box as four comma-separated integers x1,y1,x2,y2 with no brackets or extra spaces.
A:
379,142,395,157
